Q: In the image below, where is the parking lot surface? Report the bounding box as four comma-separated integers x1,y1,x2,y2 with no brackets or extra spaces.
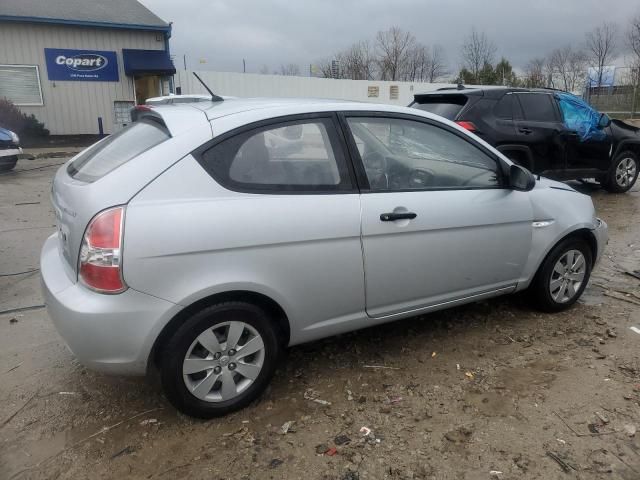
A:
1,156,640,480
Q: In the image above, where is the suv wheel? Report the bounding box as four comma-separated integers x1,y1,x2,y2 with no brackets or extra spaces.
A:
528,237,592,312
161,301,281,418
0,155,18,172
603,151,638,193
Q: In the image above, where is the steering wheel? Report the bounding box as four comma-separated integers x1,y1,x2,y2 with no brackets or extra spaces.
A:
408,169,433,189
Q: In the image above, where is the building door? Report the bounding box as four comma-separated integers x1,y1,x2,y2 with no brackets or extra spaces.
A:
134,75,161,104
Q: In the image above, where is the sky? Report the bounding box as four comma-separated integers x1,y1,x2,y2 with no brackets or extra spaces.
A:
141,0,639,76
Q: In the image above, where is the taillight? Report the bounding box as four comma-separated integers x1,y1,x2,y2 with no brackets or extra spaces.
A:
79,206,127,294
455,121,478,132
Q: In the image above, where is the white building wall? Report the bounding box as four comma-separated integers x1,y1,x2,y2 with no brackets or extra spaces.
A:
0,22,165,134
175,70,454,106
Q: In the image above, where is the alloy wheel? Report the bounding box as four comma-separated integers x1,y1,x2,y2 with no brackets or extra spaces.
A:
182,321,265,402
549,249,586,303
615,157,637,188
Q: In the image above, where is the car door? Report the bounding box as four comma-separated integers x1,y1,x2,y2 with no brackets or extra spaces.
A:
514,92,566,173
341,113,534,318
134,113,367,340
552,96,613,172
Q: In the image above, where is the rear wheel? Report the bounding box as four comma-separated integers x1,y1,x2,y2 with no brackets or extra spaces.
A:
528,237,592,312
603,151,638,193
161,301,281,418
0,155,18,172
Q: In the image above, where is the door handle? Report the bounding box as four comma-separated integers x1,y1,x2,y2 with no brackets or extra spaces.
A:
380,212,417,222
518,127,532,134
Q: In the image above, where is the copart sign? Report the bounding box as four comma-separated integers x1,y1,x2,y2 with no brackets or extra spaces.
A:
45,48,119,81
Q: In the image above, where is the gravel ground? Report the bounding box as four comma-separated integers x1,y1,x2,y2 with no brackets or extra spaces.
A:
1,156,639,480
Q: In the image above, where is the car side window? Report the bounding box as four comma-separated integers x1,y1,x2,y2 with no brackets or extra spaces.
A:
199,118,353,192
516,93,558,122
494,94,514,119
346,116,501,191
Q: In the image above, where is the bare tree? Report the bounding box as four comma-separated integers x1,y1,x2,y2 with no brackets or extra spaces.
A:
460,28,497,84
279,63,301,76
627,14,640,84
402,44,448,82
315,58,335,78
629,14,640,61
548,45,587,92
426,44,448,82
585,22,617,87
404,43,429,81
259,64,270,75
524,58,547,88
376,26,416,81
340,41,377,80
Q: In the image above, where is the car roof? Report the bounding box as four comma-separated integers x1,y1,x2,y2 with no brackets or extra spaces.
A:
151,96,426,121
137,96,511,164
414,86,565,100
144,96,466,136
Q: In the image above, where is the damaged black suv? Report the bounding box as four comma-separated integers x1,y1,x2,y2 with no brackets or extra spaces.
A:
411,87,639,192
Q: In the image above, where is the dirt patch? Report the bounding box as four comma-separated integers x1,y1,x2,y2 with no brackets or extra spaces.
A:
1,169,640,479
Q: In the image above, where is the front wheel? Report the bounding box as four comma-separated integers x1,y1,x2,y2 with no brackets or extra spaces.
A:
603,151,638,193
160,302,281,418
528,238,592,312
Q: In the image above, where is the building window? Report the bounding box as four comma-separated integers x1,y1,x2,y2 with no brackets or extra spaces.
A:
0,65,44,106
367,86,379,98
389,85,399,100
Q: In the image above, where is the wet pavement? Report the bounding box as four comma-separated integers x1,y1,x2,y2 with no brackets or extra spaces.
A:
1,157,639,480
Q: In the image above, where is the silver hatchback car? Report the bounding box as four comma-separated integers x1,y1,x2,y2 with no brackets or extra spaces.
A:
41,97,608,417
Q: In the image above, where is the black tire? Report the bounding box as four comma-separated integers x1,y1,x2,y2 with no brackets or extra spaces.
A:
528,237,592,312
603,151,638,193
160,301,281,418
0,156,18,172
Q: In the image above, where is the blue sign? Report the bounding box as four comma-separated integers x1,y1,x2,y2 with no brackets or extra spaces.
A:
587,66,615,88
45,48,119,82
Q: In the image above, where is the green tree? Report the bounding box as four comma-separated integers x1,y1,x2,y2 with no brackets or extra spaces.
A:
494,57,520,86
479,61,497,85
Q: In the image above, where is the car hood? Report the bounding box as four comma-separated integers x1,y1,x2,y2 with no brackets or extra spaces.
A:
610,119,640,138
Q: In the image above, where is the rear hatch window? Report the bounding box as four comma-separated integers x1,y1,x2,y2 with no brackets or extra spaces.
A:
411,94,468,120
67,119,170,182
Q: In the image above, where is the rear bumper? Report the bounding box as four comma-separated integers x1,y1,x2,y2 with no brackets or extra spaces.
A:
592,217,608,265
40,234,181,375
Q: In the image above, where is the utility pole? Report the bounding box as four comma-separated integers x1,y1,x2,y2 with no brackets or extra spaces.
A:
631,67,639,120
183,54,187,71
243,59,246,73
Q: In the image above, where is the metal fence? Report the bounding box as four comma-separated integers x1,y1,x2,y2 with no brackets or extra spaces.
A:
586,66,640,119
174,70,454,107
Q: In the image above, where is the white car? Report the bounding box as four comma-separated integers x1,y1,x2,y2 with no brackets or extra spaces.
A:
42,97,607,417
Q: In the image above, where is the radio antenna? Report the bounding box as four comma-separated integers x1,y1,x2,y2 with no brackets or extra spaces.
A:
192,72,224,102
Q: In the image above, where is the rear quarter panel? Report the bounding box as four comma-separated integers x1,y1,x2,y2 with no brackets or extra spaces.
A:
51,118,212,279
123,155,366,346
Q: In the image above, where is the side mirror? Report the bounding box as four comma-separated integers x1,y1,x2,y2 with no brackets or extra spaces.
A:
509,164,536,191
598,113,611,129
